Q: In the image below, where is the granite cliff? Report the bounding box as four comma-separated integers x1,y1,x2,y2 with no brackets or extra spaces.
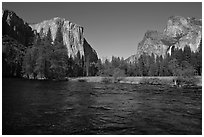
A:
2,9,98,62
29,17,98,62
127,16,202,63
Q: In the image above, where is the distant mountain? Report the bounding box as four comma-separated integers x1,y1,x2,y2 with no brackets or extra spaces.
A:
127,16,202,63
29,17,98,63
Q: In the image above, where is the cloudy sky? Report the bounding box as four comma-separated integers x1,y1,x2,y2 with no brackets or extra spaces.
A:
3,2,202,59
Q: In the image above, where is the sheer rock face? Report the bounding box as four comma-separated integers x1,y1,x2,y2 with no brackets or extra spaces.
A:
30,17,85,58
137,30,169,57
29,17,98,62
127,16,202,63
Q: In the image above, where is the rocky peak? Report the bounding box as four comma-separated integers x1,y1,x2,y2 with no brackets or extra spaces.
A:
127,16,202,63
164,16,202,53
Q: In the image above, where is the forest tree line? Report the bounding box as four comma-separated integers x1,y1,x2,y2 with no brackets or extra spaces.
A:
3,25,202,79
96,43,202,78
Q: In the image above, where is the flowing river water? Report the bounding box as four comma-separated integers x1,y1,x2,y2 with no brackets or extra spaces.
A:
2,78,202,135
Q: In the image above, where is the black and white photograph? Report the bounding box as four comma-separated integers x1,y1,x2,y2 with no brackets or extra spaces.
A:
2,1,202,135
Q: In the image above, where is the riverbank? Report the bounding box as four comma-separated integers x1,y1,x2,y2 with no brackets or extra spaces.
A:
5,76,201,87
69,76,202,87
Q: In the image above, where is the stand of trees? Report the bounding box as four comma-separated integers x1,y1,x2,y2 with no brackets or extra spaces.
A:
2,35,26,77
96,43,202,77
22,27,91,80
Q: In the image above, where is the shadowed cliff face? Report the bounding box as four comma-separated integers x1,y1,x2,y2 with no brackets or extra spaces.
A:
127,16,202,63
2,10,34,47
2,10,34,77
29,17,98,63
83,38,98,63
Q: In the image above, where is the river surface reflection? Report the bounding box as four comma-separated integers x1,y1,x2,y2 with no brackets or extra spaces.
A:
2,78,202,134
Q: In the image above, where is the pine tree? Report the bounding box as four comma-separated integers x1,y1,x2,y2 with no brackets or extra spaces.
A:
148,53,156,76
138,55,145,76
51,26,68,79
43,28,53,79
39,28,44,38
35,52,45,79
158,55,164,76
85,54,90,76
197,40,202,75
155,55,160,76
96,59,103,76
168,58,181,76
183,45,192,63
54,26,63,46
66,56,74,77
46,28,53,44
22,46,38,79
119,57,128,75
163,54,171,76
103,58,112,76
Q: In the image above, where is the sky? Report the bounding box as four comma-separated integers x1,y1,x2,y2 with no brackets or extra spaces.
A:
2,2,202,59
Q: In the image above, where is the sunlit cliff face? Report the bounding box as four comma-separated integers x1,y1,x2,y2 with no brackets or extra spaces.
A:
164,16,202,54
30,17,85,58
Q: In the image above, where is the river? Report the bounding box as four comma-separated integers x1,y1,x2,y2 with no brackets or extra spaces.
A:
2,78,202,135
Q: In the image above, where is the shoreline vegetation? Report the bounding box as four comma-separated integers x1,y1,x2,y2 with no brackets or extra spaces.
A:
8,76,201,87
69,76,202,87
